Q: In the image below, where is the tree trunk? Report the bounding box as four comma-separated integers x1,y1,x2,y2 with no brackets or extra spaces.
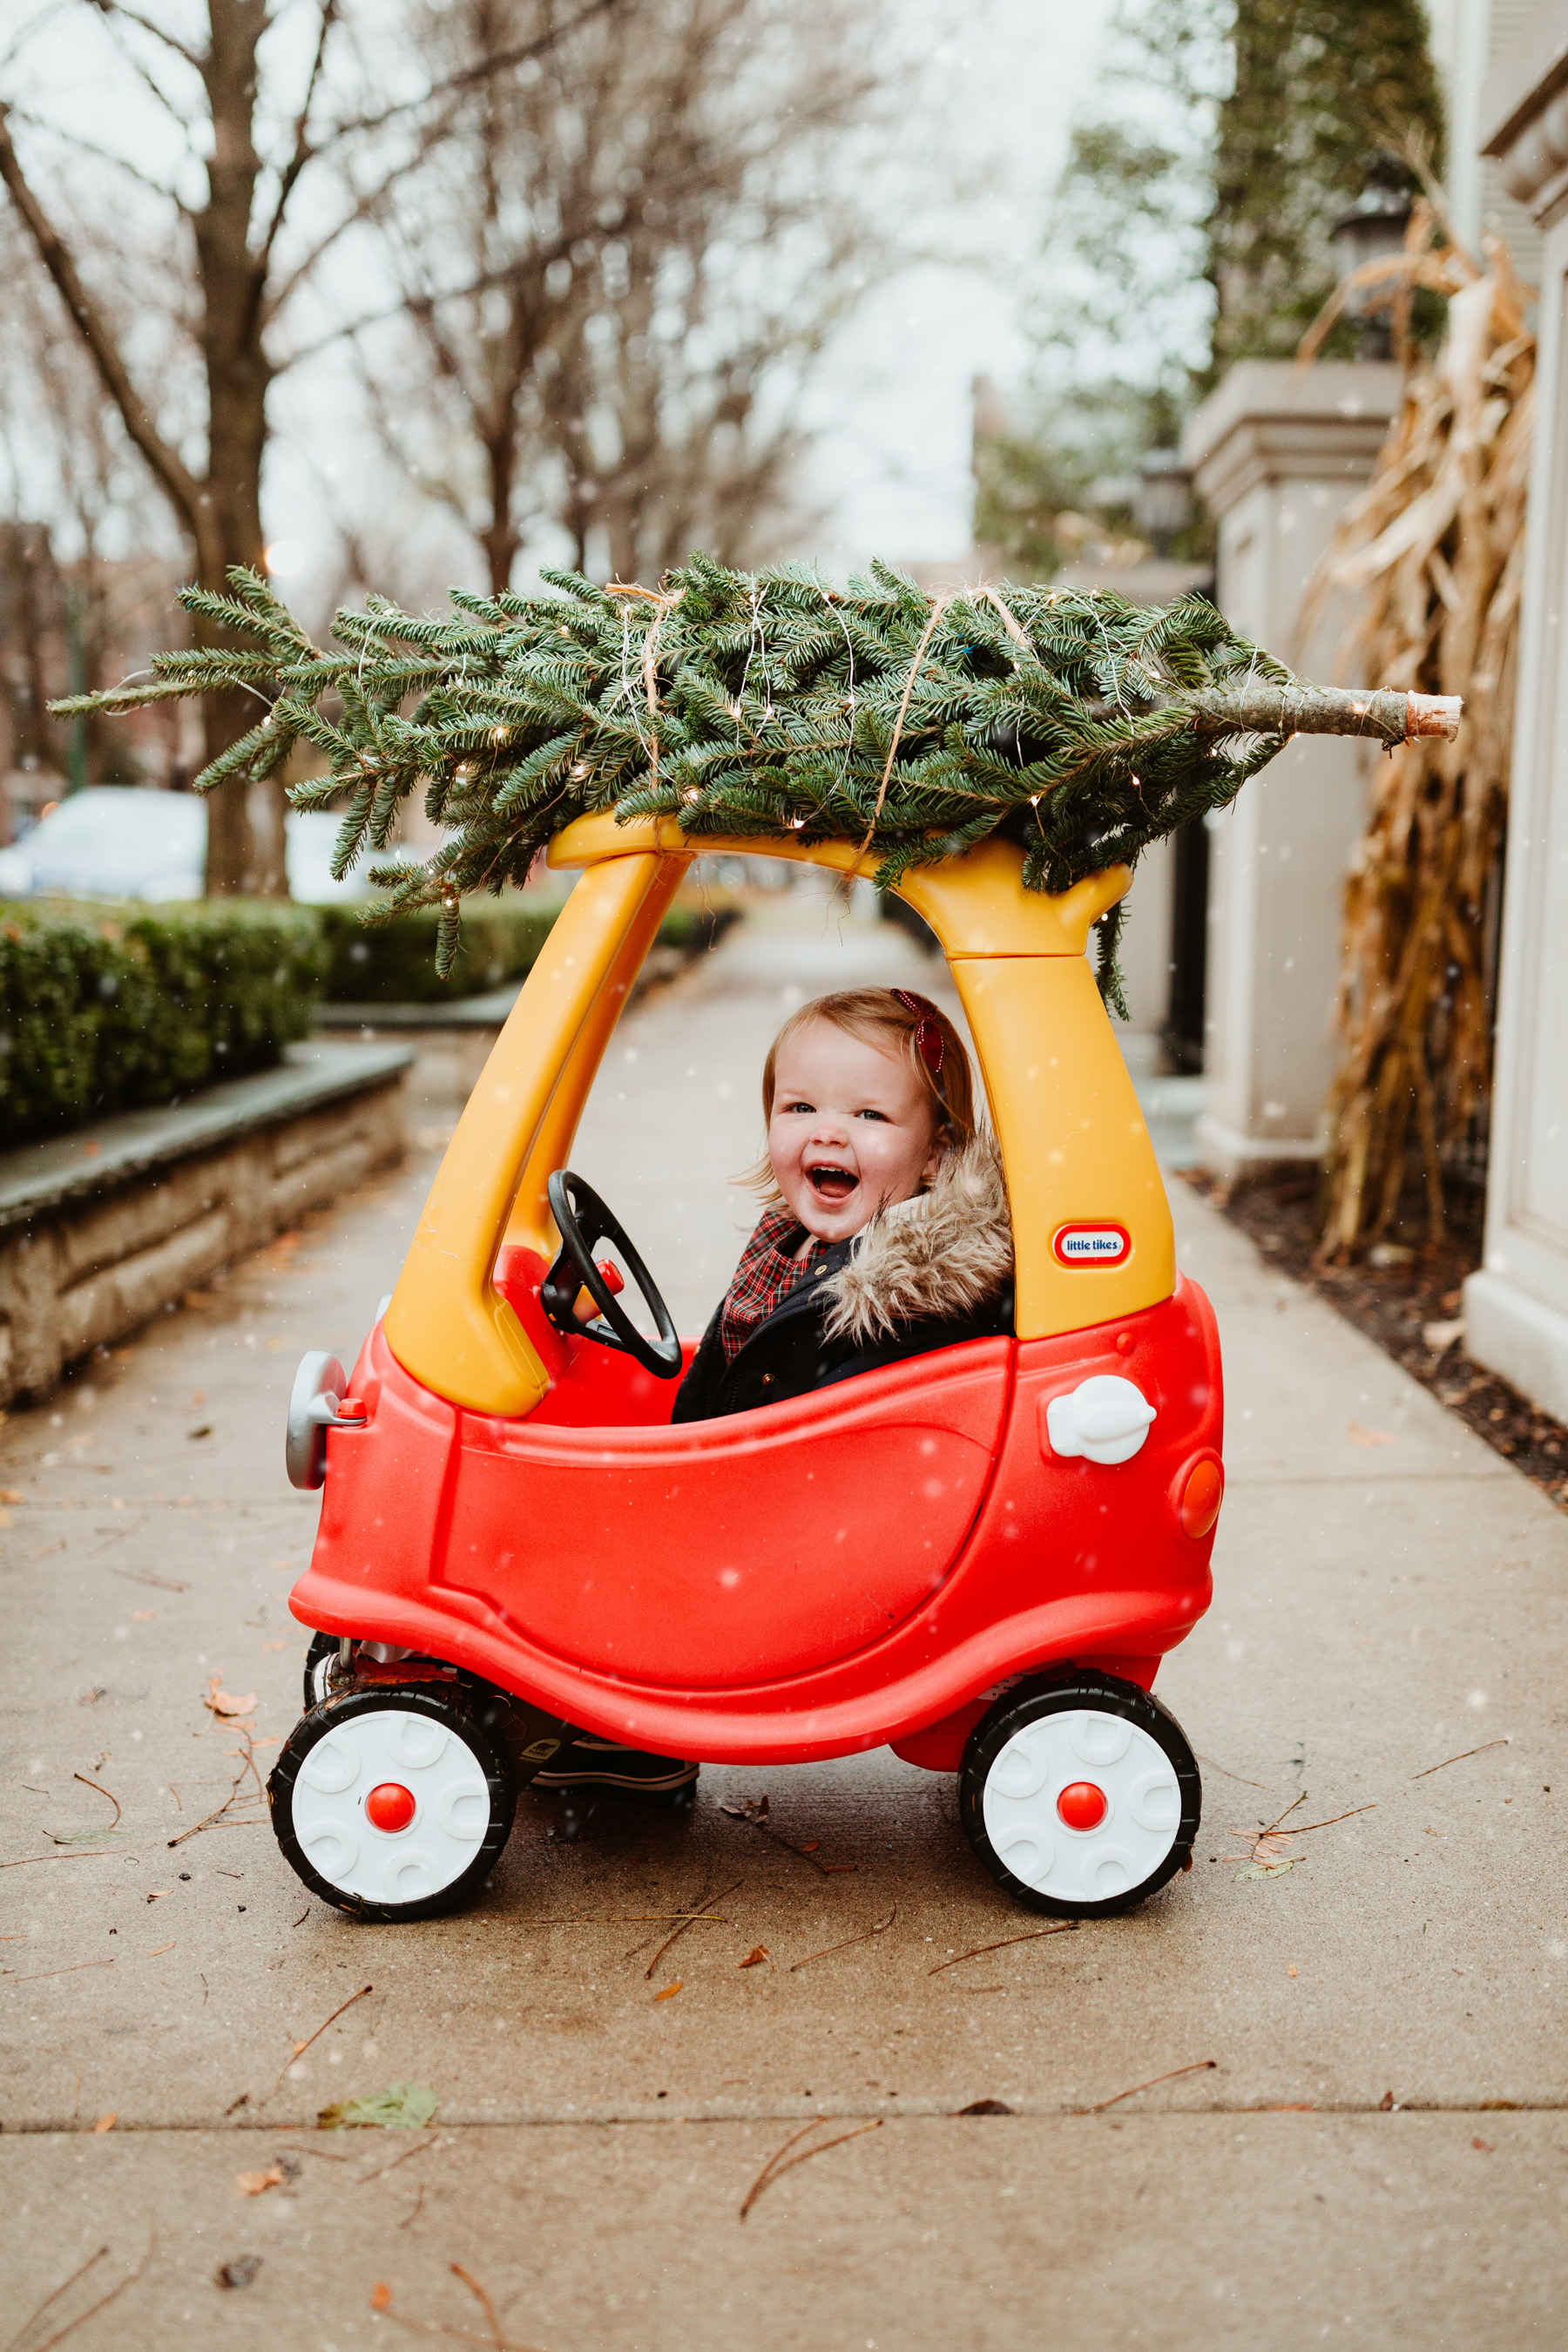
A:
196,0,283,896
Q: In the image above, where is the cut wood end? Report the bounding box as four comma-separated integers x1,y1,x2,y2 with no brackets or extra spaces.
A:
1405,692,1463,740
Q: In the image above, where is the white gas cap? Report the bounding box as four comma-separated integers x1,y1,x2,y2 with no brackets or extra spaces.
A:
1046,1374,1157,1465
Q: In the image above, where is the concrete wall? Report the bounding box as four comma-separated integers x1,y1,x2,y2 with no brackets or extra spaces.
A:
0,1048,409,1404
1180,362,1403,1177
1466,20,1568,1419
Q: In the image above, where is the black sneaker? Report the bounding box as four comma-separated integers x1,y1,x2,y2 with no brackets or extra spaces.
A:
534,1738,700,1804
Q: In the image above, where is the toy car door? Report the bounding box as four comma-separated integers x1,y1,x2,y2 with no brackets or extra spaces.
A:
440,1338,1010,1686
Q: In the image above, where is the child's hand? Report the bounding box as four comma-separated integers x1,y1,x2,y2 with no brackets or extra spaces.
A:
573,1258,625,1324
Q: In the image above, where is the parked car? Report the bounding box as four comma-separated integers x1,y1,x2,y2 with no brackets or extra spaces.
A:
0,788,393,904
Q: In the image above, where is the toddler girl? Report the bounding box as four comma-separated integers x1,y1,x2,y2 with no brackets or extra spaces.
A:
537,987,1013,1808
672,985,1013,1421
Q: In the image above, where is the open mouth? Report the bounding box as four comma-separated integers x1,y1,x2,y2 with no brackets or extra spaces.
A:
805,1164,858,1205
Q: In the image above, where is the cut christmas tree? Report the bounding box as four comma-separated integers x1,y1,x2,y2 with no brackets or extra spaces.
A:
52,553,1458,1010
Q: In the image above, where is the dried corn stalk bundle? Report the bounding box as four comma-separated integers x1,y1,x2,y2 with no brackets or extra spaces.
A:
1302,206,1533,1259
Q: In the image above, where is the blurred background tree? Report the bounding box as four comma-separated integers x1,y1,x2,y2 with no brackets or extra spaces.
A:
976,0,1444,580
359,0,887,592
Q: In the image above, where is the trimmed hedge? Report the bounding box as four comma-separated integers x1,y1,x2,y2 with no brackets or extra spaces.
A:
317,898,559,1004
317,895,738,1004
0,900,328,1147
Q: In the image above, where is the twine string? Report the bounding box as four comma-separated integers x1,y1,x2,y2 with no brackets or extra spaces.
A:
855,591,953,874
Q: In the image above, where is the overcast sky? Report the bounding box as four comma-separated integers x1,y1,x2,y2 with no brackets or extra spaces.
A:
799,0,1116,571
8,0,1119,594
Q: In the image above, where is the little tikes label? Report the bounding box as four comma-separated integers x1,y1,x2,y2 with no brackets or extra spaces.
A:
1053,1222,1132,1267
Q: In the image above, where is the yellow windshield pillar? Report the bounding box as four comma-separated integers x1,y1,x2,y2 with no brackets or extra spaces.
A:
383,851,685,1415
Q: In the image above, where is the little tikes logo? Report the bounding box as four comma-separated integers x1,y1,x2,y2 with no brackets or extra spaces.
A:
1053,1222,1132,1267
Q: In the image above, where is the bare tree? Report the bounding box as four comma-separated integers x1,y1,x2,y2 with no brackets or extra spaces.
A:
0,0,624,889
361,0,887,591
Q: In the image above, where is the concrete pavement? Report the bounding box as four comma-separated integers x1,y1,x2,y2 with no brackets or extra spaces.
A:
2,878,1564,2349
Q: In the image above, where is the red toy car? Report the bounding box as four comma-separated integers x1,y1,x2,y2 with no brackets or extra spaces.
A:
270,823,1222,1923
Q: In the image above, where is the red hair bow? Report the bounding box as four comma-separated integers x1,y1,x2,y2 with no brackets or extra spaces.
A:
893,989,945,1076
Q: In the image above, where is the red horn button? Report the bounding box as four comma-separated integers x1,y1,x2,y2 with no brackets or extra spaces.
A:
1057,1781,1108,1831
365,1781,416,1834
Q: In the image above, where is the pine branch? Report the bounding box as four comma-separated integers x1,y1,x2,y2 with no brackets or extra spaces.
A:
49,558,1458,994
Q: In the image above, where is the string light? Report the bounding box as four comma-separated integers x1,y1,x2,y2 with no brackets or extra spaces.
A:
454,760,478,783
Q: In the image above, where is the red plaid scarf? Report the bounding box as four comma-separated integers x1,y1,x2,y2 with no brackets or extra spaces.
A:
719,1206,826,1364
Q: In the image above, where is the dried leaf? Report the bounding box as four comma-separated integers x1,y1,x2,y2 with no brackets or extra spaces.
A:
92,2112,117,2132
654,1980,682,2001
216,2255,262,2290
235,2166,287,2197
739,1946,768,1969
371,2283,392,2310
318,2083,436,2131
203,1675,256,1718
1347,1423,1397,1449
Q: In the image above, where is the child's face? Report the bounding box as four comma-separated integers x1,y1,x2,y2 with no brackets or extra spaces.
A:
767,1017,943,1244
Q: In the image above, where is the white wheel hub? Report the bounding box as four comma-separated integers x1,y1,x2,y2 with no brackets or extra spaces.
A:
981,1707,1182,1903
292,1707,492,1904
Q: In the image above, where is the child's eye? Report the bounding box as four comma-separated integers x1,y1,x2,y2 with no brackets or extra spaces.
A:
855,1108,888,1122
781,1098,814,1115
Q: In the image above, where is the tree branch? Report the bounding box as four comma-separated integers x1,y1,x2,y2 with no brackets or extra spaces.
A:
89,0,202,71
3,105,194,214
0,105,206,551
253,0,341,280
305,0,625,158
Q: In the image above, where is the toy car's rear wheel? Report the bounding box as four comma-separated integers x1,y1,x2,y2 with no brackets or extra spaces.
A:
269,1683,516,1922
959,1671,1200,1918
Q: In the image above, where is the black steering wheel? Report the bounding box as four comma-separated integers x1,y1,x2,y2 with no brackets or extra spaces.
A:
540,1170,684,1380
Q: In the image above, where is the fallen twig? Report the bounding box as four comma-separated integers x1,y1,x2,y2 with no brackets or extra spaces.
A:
643,1882,742,1982
452,2265,505,2351
530,1915,730,1926
928,1921,1078,1976
111,1564,187,1592
1086,2058,1217,2114
0,1853,114,1871
720,1796,853,1876
72,1774,120,1830
4,1959,117,1984
1196,1754,1278,1793
740,2118,883,2220
400,2181,427,2229
167,1730,267,1848
1284,1805,1378,1835
89,1517,146,1557
265,1983,373,2100
370,2276,551,2350
1410,1739,1511,1781
357,2132,452,2186
789,1903,896,1971
0,2247,106,2352
16,2233,153,2352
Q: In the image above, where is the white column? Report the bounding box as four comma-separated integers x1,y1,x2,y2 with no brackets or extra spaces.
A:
1179,361,1402,1178
1466,30,1568,1421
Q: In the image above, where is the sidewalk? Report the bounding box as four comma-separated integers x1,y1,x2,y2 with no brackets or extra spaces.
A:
2,882,1563,2350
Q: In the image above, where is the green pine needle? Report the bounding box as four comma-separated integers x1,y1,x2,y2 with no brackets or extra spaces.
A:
51,553,1343,1004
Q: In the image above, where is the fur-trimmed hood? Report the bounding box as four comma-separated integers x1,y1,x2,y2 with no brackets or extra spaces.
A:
819,1132,1013,1348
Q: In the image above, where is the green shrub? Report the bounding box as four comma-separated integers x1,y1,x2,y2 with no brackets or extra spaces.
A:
317,897,560,1004
317,893,741,1003
0,899,328,1147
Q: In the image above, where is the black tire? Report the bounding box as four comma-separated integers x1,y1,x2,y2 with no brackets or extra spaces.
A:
302,1631,339,1712
268,1680,517,1923
959,1669,1201,1919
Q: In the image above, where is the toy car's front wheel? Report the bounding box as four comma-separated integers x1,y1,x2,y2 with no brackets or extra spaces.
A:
269,1684,516,1923
960,1671,1200,1918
